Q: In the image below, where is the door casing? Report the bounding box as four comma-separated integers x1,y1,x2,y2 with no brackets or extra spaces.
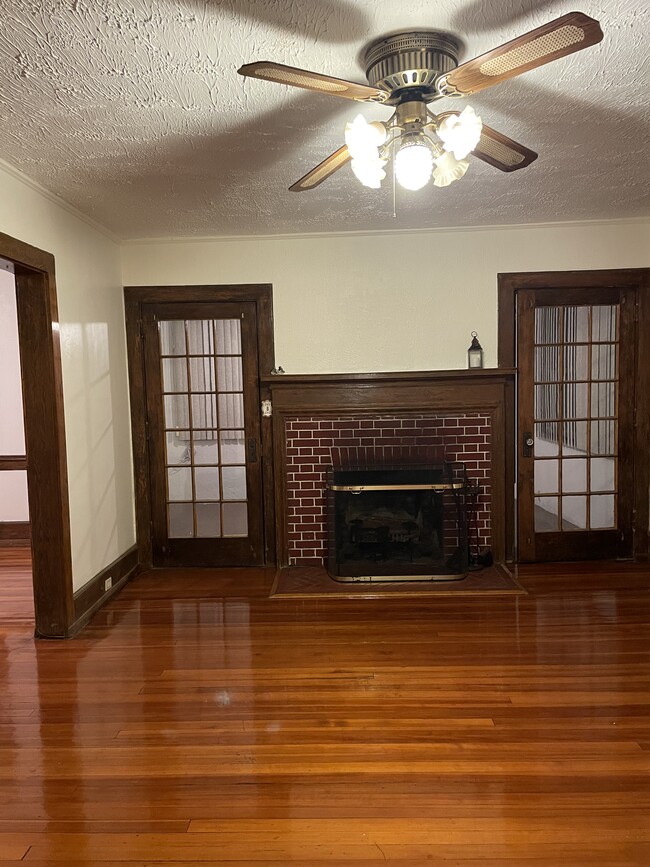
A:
0,232,75,637
124,284,276,569
498,269,650,562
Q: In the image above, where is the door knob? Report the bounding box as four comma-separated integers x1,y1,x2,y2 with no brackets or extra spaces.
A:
523,432,534,457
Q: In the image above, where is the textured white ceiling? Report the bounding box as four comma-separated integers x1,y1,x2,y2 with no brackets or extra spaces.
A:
0,0,648,238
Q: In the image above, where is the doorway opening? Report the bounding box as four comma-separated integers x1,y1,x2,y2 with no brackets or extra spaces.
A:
0,259,32,624
0,232,74,637
0,260,30,548
498,269,650,563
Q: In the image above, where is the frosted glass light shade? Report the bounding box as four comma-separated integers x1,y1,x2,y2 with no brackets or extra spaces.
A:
344,114,387,160
345,114,388,189
351,158,386,189
438,105,482,160
395,140,433,191
432,151,470,187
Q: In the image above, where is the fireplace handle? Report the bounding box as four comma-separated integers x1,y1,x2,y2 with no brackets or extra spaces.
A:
328,483,463,492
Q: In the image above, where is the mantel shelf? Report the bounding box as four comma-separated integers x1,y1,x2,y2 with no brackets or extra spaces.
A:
262,368,516,386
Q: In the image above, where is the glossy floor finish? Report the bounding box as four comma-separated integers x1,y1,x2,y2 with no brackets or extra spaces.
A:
1,551,650,864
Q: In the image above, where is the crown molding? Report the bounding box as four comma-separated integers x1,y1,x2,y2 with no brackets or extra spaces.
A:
0,157,119,244
123,216,650,246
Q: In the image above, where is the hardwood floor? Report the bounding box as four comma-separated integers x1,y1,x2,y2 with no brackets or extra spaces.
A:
1,550,650,864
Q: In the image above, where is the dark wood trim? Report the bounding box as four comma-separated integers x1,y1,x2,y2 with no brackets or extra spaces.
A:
0,521,31,547
498,269,650,368
70,544,139,637
0,456,27,471
0,231,55,273
124,293,153,569
266,372,514,567
262,368,516,385
633,272,650,559
0,231,75,637
498,268,650,561
124,284,276,568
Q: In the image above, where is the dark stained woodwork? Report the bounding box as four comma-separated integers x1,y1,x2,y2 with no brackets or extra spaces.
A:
142,301,264,568
516,289,536,563
261,368,517,385
635,277,650,559
266,369,515,566
519,285,635,562
0,522,30,547
2,549,650,863
124,291,153,568
498,269,650,562
71,544,139,635
0,456,27,471
124,285,276,569
498,269,650,367
0,232,75,637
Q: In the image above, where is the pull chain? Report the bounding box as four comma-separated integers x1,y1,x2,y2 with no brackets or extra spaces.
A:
392,137,397,219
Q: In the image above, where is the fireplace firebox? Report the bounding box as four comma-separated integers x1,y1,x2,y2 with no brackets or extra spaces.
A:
327,461,470,582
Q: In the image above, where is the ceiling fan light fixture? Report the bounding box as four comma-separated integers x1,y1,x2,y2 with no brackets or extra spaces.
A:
437,105,483,160
344,114,386,161
351,156,387,189
432,151,470,187
395,137,434,191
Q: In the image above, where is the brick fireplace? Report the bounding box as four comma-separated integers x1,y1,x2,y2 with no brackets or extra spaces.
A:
262,369,514,567
285,414,491,565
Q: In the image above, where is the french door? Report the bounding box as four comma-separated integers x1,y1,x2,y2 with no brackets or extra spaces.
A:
142,301,264,567
517,286,636,561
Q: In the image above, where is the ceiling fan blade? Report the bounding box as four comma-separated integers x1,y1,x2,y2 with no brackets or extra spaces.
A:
472,123,538,171
289,145,351,192
238,61,387,103
439,12,603,95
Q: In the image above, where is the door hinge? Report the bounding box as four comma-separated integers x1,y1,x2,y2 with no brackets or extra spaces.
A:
261,399,272,418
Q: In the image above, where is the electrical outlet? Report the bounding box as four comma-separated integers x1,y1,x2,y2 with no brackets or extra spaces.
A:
103,577,113,592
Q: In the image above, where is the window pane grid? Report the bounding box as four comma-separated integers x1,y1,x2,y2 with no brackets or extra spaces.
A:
533,304,619,533
158,318,248,539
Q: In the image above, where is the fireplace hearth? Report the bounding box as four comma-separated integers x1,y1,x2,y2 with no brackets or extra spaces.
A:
327,461,469,582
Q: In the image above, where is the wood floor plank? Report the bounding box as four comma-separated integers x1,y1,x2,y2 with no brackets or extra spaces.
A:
1,551,649,862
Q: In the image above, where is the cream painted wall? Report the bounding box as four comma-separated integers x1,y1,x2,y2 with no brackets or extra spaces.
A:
122,219,650,372
0,163,135,591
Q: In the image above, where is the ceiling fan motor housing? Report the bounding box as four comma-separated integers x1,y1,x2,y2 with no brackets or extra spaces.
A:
364,31,460,104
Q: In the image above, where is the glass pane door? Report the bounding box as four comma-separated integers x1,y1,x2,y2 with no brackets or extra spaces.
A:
160,318,249,539
533,304,619,533
143,300,263,568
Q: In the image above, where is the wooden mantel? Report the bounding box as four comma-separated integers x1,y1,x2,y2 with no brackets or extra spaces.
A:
261,368,516,386
261,368,516,565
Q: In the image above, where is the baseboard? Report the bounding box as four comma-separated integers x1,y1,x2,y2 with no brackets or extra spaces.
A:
0,521,30,547
69,545,139,637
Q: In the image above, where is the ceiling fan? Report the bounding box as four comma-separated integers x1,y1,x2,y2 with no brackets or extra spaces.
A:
238,12,603,193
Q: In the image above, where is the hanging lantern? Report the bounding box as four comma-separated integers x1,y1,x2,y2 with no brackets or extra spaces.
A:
467,332,484,369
